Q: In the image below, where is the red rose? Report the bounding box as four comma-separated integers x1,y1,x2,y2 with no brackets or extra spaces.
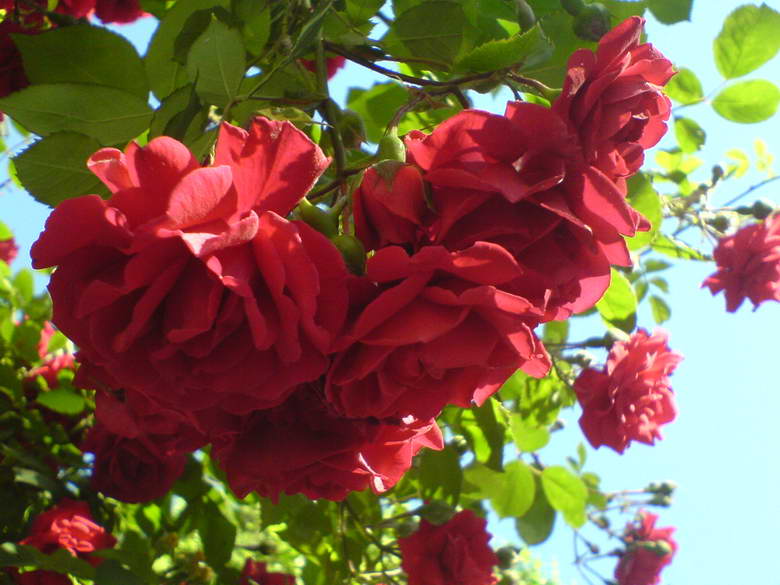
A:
94,0,146,24
702,214,780,312
574,328,682,453
239,560,294,585
54,0,95,18
615,511,677,585
553,16,675,183
353,162,428,251
0,22,34,99
327,243,549,420
10,569,71,585
212,385,442,502
26,322,75,389
398,509,499,585
32,118,347,418
20,499,116,563
300,55,347,79
82,422,188,503
403,104,646,319
0,237,18,265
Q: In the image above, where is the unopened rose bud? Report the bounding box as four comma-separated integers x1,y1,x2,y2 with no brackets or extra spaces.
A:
592,514,610,529
707,214,730,233
330,234,366,275
496,546,518,569
298,197,339,237
573,3,611,41
648,493,673,507
711,164,725,183
418,501,456,525
561,0,586,16
376,128,406,162
514,0,536,30
752,198,775,220
637,540,673,556
339,109,366,148
647,480,676,496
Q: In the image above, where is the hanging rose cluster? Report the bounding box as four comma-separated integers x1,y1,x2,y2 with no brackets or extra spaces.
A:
30,16,674,504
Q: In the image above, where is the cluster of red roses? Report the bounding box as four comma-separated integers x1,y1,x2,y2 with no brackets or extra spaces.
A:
30,16,674,504
615,510,677,585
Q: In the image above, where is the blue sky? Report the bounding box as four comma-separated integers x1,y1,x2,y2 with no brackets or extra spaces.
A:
1,2,779,584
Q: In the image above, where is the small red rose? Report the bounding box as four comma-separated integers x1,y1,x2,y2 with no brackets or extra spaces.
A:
399,509,499,585
574,328,682,453
239,560,294,585
702,214,780,312
615,511,677,585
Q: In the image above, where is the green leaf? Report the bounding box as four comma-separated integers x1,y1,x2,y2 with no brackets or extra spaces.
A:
36,388,86,415
187,15,246,106
13,270,34,304
726,148,750,177
0,221,12,240
542,320,568,345
713,3,780,79
419,445,462,504
652,234,705,260
712,80,780,123
94,560,144,585
145,0,230,100
472,398,508,470
665,67,703,104
541,466,587,528
12,321,40,363
149,84,209,145
455,24,552,72
596,268,637,333
0,84,153,146
626,173,662,251
14,132,108,206
649,294,671,324
648,0,692,24
674,116,706,153
515,474,555,545
197,500,236,569
387,1,468,65
13,24,148,99
233,0,271,55
509,415,550,453
465,461,535,518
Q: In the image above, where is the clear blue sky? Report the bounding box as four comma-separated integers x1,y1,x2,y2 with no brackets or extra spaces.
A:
1,2,778,584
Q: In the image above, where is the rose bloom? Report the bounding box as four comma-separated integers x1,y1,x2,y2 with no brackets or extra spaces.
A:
240,560,294,585
82,422,188,503
32,117,348,418
0,237,18,265
374,101,650,320
398,509,499,585
212,384,442,502
553,16,674,184
327,243,549,421
26,322,75,389
574,328,682,453
615,511,677,585
702,214,780,312
0,22,34,100
300,55,347,79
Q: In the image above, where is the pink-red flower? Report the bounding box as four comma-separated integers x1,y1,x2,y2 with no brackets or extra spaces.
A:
10,499,116,584
574,329,682,453
615,511,677,585
0,21,34,100
32,117,347,418
702,214,780,312
327,243,549,420
26,322,75,389
0,236,18,265
398,509,499,585
553,16,675,184
300,55,347,79
212,385,442,502
239,560,294,585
